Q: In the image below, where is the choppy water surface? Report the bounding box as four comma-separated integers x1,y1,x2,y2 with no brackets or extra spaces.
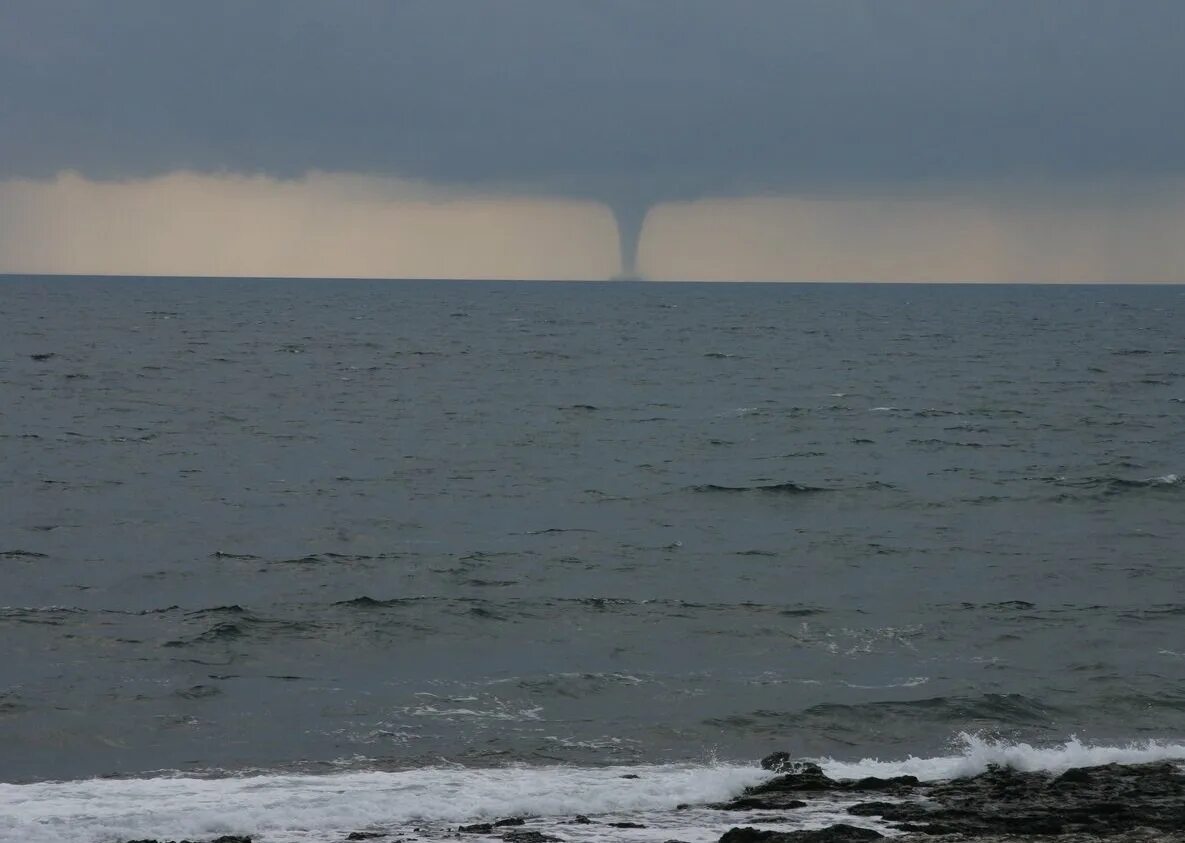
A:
2,277,1184,838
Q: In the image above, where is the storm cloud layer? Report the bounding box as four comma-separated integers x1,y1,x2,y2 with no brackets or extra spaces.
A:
6,2,1185,195
2,1,1185,280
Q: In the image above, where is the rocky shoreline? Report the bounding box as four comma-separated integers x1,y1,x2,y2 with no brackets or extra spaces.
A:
710,752,1185,841
121,753,1185,843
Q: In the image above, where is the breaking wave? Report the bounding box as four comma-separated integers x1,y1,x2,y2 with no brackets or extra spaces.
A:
817,732,1185,782
1048,473,1182,497
0,763,766,843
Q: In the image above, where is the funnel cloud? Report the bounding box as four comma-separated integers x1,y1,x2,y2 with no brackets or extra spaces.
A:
611,199,651,280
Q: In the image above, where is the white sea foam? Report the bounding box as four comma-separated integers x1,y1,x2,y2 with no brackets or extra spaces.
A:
840,676,930,689
401,703,544,721
0,763,768,843
1146,473,1180,485
8,737,1185,843
818,732,1185,782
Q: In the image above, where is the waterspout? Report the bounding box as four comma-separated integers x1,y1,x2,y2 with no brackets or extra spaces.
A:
611,199,651,280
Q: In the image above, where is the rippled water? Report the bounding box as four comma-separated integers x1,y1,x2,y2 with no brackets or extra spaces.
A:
3,277,1184,791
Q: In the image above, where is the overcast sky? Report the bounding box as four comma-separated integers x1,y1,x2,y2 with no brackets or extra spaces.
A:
3,1,1185,280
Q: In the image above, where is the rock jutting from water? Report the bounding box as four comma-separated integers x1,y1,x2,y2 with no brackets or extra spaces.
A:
716,753,1185,841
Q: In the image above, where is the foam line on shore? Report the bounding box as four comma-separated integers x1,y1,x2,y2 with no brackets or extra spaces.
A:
0,762,768,843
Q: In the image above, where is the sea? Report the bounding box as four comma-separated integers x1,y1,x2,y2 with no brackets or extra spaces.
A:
2,275,1184,842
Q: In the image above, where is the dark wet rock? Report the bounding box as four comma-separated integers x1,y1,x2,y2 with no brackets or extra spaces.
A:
493,818,526,827
452,825,490,839
717,763,838,810
827,760,1185,839
720,824,883,843
30,352,56,361
608,821,647,828
851,775,918,790
459,823,494,834
732,766,916,804
761,752,794,772
560,816,592,825
500,832,561,843
922,761,1185,835
728,755,1185,838
346,833,388,840
748,815,812,824
123,837,252,843
721,797,807,811
749,764,836,793
620,773,640,779
1055,767,1093,785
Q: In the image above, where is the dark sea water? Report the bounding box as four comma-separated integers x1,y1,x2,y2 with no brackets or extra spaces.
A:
2,276,1184,841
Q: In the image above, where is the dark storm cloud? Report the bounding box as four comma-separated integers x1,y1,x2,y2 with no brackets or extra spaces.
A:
3,0,1185,206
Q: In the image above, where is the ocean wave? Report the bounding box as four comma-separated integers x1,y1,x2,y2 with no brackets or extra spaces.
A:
0,549,50,560
709,694,1059,739
0,763,768,843
2,597,841,640
0,606,89,627
513,672,648,695
802,693,1058,726
817,732,1185,781
162,614,324,647
1047,472,1182,497
689,482,830,494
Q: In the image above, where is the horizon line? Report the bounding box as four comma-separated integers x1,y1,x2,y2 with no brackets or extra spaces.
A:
2,272,1183,287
